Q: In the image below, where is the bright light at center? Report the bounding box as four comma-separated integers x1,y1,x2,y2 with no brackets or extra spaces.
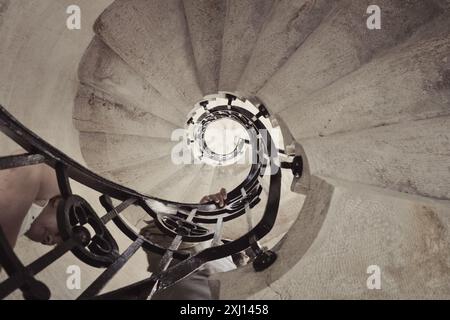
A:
204,118,249,155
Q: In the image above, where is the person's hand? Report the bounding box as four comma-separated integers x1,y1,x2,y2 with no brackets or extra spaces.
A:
200,188,227,208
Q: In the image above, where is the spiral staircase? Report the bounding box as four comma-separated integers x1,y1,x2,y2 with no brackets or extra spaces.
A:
0,0,450,299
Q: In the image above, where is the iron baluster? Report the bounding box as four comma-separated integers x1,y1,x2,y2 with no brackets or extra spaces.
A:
146,208,198,300
100,198,137,224
0,153,46,170
78,236,145,299
211,217,224,247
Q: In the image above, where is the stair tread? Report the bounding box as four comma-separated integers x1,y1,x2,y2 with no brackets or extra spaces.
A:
238,0,335,95
301,116,450,200
219,0,274,92
146,164,203,202
79,131,177,172
73,85,177,138
183,0,226,95
79,36,186,127
94,0,203,111
258,0,442,114
279,35,450,140
101,154,187,193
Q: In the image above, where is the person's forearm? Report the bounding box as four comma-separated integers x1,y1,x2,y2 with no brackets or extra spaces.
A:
0,166,41,247
0,219,20,248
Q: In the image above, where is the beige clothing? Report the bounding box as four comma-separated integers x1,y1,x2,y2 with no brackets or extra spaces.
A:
18,201,48,237
140,220,236,300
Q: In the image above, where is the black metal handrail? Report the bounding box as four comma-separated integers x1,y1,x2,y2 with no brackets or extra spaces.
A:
0,96,288,299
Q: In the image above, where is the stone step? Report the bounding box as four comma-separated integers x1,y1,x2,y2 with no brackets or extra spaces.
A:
183,0,226,95
258,0,442,114
260,191,306,249
217,177,450,299
404,11,450,44
73,85,177,138
301,116,450,200
79,132,177,173
218,0,274,92
254,179,450,299
146,163,204,203
122,165,204,229
101,154,187,194
279,32,450,139
238,0,336,95
182,164,216,203
94,0,202,112
79,36,186,126
208,163,252,196
433,0,450,10
215,175,333,298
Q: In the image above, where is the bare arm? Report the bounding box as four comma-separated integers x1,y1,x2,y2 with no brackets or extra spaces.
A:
0,161,44,247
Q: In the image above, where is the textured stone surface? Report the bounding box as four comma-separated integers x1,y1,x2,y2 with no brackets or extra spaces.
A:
406,11,450,43
183,0,225,95
102,154,187,194
95,0,203,111
301,117,450,200
0,0,151,300
79,132,176,172
79,37,186,126
0,0,10,29
146,164,204,203
219,0,274,92
0,0,111,157
254,182,450,299
182,164,216,203
258,0,442,114
1,0,450,300
74,85,176,138
208,164,251,198
122,165,205,229
280,33,450,139
434,0,450,10
218,179,450,299
238,0,337,95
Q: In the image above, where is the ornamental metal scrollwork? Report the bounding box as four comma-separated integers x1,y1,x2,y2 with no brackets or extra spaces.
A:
155,214,214,242
57,195,120,268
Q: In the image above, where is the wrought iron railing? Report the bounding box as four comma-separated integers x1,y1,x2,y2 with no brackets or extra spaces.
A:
0,94,302,300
